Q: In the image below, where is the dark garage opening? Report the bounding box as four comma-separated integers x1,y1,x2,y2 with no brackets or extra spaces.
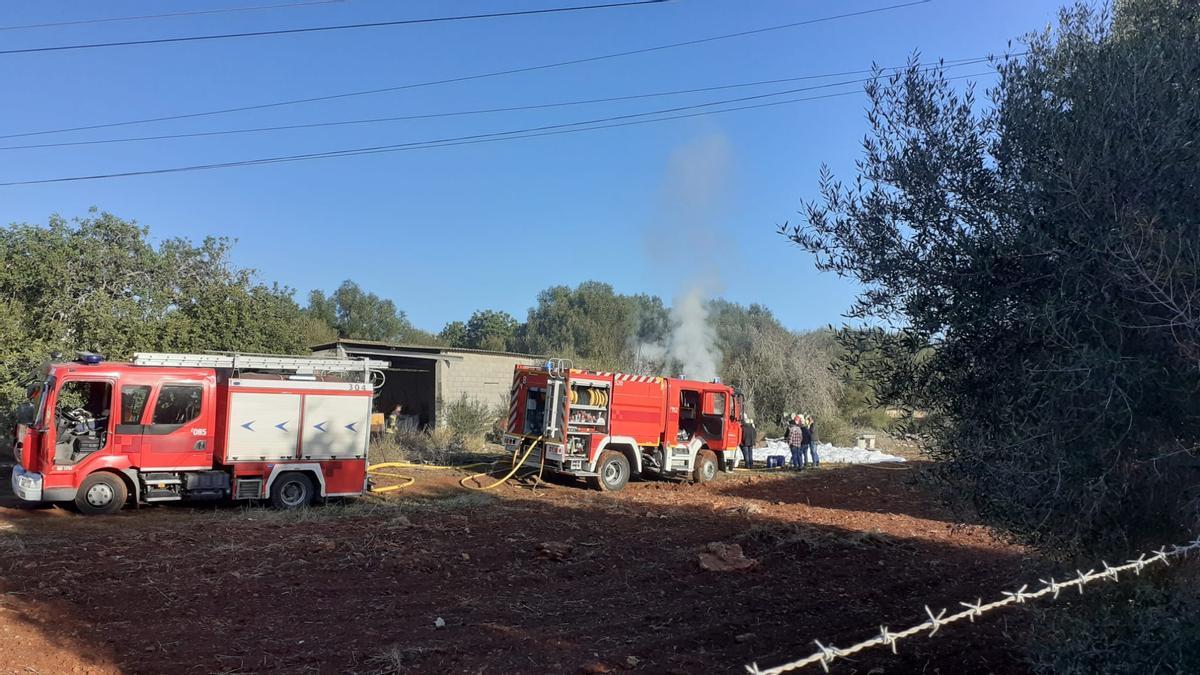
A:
374,355,436,430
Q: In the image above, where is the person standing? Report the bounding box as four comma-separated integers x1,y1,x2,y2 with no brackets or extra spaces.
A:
387,403,404,437
787,415,806,470
739,416,757,469
803,415,820,468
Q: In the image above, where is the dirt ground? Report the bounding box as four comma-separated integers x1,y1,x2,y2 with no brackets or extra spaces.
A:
0,460,1041,674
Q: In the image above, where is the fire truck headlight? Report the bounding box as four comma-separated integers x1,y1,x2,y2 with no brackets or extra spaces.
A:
11,466,43,501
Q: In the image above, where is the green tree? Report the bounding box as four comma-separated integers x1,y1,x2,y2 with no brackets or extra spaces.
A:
785,0,1200,557
463,310,518,352
520,282,635,368
438,321,468,347
305,280,413,342
0,212,310,443
709,301,846,435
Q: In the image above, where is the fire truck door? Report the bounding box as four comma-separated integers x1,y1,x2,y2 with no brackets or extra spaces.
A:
111,383,153,459
700,391,728,448
138,380,214,469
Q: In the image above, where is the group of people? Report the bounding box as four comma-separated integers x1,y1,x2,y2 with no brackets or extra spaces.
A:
786,414,819,470
735,413,819,470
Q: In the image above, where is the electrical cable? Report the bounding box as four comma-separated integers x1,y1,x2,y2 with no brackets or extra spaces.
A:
0,0,345,31
0,0,671,55
0,56,996,152
0,71,995,186
0,0,932,139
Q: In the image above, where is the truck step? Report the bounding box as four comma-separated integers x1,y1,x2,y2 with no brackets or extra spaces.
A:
143,489,181,502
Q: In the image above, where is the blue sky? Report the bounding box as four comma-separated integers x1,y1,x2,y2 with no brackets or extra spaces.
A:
1,0,1062,333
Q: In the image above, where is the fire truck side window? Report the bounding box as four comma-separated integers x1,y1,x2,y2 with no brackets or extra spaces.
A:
56,381,112,425
706,392,726,416
152,384,203,426
699,391,727,440
53,380,112,463
121,385,152,424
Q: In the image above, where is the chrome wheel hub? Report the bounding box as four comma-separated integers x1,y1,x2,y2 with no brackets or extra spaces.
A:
86,483,114,507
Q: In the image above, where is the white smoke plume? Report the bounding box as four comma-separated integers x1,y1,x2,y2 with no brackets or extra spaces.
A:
639,288,720,381
636,132,732,381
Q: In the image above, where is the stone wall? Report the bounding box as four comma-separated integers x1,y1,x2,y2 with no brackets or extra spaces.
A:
436,351,541,418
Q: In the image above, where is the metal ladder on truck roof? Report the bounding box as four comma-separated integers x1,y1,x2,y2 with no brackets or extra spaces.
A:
131,352,389,374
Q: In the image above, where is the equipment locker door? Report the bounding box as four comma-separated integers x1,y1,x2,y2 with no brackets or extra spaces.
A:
138,379,215,470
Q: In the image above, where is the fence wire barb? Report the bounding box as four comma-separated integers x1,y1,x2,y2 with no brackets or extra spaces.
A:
746,535,1200,674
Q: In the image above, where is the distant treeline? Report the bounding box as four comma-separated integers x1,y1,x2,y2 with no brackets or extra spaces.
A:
0,212,884,443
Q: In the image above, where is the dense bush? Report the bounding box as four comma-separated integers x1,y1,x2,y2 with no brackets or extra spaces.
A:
787,0,1200,558
1026,572,1200,674
440,394,500,443
787,0,1200,669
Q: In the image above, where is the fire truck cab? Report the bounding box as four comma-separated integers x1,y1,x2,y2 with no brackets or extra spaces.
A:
11,351,385,515
503,360,744,491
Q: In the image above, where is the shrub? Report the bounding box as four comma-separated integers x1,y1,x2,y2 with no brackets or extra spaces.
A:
440,394,497,440
1026,571,1200,674
785,0,1200,558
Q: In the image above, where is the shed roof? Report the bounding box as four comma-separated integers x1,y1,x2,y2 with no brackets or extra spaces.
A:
311,338,544,361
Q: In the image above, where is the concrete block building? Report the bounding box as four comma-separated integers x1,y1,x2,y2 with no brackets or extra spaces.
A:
311,340,543,429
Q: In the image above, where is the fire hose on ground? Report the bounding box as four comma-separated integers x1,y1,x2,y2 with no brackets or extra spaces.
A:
366,436,546,493
459,436,545,491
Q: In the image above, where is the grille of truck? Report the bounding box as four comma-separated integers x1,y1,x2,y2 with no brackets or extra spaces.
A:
234,478,263,500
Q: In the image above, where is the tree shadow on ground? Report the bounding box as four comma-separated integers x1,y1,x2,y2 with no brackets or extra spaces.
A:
715,462,984,526
0,464,1039,674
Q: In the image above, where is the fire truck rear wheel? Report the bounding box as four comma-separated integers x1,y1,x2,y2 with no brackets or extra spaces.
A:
693,450,718,484
74,472,128,516
590,451,630,492
270,472,315,509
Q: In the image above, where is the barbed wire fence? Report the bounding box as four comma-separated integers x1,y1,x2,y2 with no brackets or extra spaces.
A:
746,535,1200,674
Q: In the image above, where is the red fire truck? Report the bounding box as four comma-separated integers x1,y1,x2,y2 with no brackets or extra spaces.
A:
10,351,386,515
502,360,744,491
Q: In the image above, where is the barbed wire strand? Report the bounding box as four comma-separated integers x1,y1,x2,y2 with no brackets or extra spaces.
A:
746,535,1200,674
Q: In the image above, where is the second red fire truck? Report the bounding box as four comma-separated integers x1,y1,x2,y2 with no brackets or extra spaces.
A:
503,360,744,491
11,351,386,515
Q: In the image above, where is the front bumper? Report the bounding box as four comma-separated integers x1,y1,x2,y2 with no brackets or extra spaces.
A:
11,464,43,502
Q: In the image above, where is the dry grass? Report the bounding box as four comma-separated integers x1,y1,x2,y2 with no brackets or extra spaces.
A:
366,645,439,674
371,430,501,466
199,491,499,525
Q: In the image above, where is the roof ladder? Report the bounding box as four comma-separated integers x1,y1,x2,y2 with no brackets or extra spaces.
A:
131,352,388,373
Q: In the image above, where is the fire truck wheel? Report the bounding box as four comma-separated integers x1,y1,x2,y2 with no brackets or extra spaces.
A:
270,472,316,509
693,450,718,484
74,472,128,516
590,451,630,492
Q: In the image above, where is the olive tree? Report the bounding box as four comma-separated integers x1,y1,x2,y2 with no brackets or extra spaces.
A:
784,0,1200,557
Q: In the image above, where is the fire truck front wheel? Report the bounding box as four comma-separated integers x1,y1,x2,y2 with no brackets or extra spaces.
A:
270,472,316,509
74,472,128,516
590,451,630,492
693,450,719,484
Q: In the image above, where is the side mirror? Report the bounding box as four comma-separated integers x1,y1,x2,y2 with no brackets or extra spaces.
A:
15,402,35,426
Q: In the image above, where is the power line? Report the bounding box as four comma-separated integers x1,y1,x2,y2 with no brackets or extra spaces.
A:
0,71,995,187
0,0,671,56
0,0,932,140
0,57,998,152
0,0,345,31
